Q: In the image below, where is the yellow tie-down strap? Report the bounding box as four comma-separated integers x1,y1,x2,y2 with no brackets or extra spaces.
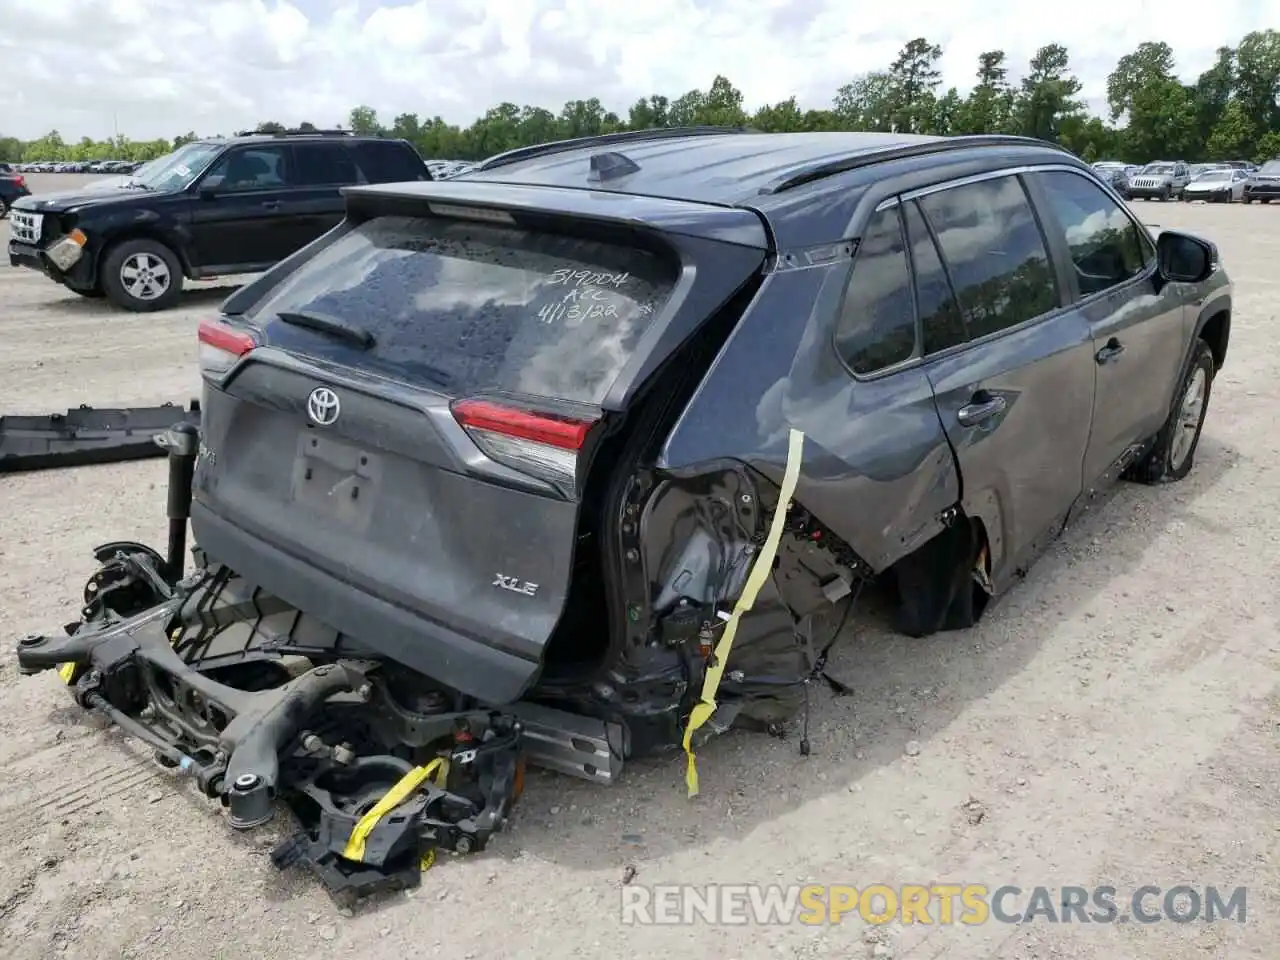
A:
57,663,78,684
342,757,450,863
681,427,805,798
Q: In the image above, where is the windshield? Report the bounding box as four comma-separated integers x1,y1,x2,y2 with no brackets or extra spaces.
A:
130,142,224,190
1260,161,1280,176
245,214,678,404
1142,163,1175,175
1195,170,1231,181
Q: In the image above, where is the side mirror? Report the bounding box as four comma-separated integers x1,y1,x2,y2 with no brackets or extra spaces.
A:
198,175,225,199
1157,230,1215,284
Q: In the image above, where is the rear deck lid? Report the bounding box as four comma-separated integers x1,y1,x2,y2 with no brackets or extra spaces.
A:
195,195,766,701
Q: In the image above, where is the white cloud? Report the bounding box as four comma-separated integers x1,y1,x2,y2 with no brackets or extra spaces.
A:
1,0,1277,141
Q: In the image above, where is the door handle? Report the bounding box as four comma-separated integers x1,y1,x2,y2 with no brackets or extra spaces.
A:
1095,338,1125,364
260,200,280,210
957,392,1007,427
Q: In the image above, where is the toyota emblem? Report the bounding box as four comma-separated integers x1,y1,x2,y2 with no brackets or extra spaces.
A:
307,387,341,426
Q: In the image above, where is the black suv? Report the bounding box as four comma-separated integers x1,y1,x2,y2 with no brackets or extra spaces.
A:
6,130,431,311
18,129,1232,849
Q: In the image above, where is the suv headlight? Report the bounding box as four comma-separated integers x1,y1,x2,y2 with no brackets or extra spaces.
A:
46,229,88,271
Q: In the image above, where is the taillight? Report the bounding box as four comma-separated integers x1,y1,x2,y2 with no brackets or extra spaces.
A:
198,318,257,377
452,399,595,492
13,175,24,189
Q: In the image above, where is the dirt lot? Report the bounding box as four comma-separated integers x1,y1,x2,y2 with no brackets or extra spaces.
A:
1,175,1278,960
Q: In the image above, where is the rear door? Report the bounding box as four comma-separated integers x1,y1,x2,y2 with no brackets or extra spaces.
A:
279,141,361,252
196,195,767,701
1024,168,1185,493
909,172,1097,584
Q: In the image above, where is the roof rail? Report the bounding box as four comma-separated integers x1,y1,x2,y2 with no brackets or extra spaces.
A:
233,128,352,138
757,135,1070,195
473,126,752,172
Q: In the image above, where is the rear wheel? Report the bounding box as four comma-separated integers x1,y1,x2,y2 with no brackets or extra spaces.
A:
101,238,183,312
1128,340,1215,485
0,198,7,218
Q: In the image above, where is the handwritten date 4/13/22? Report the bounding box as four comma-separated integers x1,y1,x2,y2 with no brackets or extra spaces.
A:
537,300,620,326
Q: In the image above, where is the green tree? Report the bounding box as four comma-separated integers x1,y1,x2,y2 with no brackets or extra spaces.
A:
752,97,805,132
832,72,895,131
886,38,944,133
1206,100,1257,159
628,95,670,131
347,105,382,136
1106,43,1195,160
1015,44,1085,142
1191,47,1236,150
1235,30,1280,137
958,51,1015,134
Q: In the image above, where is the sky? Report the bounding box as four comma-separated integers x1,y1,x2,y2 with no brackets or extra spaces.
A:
1,0,1277,142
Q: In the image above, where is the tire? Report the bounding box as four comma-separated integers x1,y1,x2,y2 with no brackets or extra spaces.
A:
891,519,989,637
1128,340,1215,485
101,238,183,312
1263,198,1272,205
0,198,7,219
1243,197,1253,204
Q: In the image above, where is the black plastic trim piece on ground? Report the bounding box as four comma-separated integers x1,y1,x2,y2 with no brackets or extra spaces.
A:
0,400,200,473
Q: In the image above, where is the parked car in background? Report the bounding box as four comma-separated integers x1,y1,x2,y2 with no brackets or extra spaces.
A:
1091,161,1131,197
1127,161,1191,200
0,169,31,217
1183,167,1248,202
1242,160,1280,204
7,129,432,311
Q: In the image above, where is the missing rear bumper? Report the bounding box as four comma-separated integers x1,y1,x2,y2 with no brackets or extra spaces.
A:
16,546,527,903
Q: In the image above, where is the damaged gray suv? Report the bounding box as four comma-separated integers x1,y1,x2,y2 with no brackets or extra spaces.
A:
17,128,1231,899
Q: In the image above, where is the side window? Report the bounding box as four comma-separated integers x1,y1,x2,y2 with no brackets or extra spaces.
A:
903,200,967,355
351,141,430,184
294,143,360,186
204,147,291,191
834,205,918,375
1032,170,1148,298
917,175,1059,341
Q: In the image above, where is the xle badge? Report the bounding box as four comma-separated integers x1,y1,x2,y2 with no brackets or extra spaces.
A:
493,574,539,597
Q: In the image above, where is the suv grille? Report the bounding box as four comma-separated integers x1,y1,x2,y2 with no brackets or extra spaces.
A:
9,210,42,245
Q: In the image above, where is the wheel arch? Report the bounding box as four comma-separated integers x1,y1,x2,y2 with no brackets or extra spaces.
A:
1195,305,1230,372
95,226,194,282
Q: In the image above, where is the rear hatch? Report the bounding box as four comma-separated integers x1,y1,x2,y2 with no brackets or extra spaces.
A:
192,183,768,703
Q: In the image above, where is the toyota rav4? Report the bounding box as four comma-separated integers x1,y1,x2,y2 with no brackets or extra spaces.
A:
17,128,1231,894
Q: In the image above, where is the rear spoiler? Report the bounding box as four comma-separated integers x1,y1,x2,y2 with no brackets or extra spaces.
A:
0,401,200,473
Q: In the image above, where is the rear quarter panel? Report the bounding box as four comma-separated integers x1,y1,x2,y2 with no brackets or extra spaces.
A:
656,259,960,572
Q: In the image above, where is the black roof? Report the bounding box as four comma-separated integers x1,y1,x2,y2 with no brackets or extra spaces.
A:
461,131,1064,206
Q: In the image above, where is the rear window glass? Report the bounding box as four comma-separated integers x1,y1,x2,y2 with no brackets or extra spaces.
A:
245,215,677,404
352,142,430,183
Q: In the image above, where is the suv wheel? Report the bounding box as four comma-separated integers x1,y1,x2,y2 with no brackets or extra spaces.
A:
1128,340,1215,484
101,239,183,312
0,198,7,219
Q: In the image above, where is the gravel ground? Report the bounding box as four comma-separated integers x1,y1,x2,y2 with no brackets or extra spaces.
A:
1,175,1278,960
